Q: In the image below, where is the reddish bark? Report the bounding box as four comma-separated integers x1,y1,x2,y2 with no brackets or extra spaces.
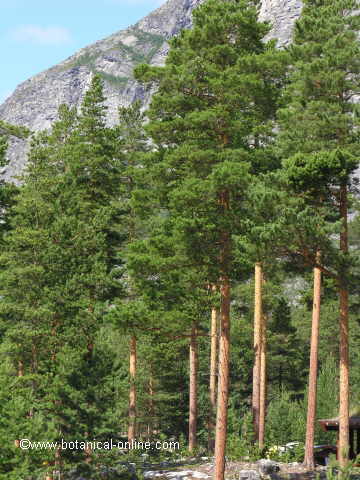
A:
208,297,219,452
214,190,231,480
18,359,24,377
304,254,322,469
338,182,349,467
252,262,262,442
147,375,155,440
189,323,198,452
258,311,267,449
128,335,137,442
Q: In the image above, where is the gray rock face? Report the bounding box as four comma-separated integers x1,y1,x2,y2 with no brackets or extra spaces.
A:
0,0,302,180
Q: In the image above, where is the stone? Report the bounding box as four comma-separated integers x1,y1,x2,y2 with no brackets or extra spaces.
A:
190,472,211,479
144,472,167,479
167,472,192,478
238,470,261,480
257,459,280,474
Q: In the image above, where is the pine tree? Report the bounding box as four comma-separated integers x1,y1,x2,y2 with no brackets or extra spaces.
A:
135,0,286,476
0,75,125,476
123,217,212,448
110,100,150,442
277,0,360,466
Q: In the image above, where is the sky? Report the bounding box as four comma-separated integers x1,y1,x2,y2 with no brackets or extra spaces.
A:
0,0,163,104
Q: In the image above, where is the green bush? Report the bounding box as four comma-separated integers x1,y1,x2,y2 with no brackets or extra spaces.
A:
265,388,306,445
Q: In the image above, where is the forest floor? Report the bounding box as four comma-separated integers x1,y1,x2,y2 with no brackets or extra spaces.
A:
142,458,360,480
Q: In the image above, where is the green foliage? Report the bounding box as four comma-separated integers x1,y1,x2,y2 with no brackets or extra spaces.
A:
316,356,339,444
267,297,308,394
324,455,360,480
265,388,306,446
0,75,127,476
134,0,287,289
0,0,359,476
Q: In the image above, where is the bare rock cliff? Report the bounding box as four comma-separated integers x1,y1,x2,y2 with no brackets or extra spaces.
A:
0,0,302,180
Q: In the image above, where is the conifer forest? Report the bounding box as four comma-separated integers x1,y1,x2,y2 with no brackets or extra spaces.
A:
0,0,360,479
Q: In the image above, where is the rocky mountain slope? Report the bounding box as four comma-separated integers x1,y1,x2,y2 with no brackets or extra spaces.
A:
0,0,302,180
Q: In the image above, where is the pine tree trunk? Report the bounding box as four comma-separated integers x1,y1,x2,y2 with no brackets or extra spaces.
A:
128,335,137,442
252,262,262,443
304,254,322,469
258,312,267,450
338,182,349,467
55,447,62,477
214,190,231,480
18,359,24,377
208,295,218,452
189,323,198,452
15,359,24,447
148,375,155,440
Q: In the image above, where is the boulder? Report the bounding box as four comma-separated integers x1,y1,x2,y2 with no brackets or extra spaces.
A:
191,473,210,479
238,470,261,480
257,460,280,475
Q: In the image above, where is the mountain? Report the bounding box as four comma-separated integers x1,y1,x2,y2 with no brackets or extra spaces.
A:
0,0,302,181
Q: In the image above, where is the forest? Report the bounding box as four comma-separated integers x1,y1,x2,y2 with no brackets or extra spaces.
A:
0,0,359,479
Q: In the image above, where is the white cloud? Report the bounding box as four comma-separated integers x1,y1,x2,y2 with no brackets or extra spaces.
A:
10,25,72,46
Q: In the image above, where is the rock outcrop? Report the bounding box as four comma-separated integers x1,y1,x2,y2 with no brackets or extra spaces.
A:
0,0,302,180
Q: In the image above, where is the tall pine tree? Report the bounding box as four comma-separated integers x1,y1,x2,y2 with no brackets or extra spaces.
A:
135,0,286,477
277,0,360,466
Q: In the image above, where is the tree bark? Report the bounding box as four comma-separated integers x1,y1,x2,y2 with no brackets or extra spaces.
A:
304,253,322,469
55,447,62,477
189,323,198,452
128,335,137,442
18,359,24,377
338,182,349,467
252,262,262,443
214,190,231,480
147,375,155,440
258,312,267,450
208,295,218,452
14,359,25,448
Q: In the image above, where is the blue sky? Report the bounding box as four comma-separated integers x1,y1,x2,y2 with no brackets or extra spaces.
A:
0,0,163,104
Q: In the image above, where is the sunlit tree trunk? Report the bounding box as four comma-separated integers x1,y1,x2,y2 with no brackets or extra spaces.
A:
208,298,218,452
14,359,25,448
252,262,262,443
147,375,155,440
18,359,24,377
304,253,322,469
258,311,267,449
128,335,137,442
55,447,62,478
338,182,349,467
214,190,231,480
189,323,198,452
